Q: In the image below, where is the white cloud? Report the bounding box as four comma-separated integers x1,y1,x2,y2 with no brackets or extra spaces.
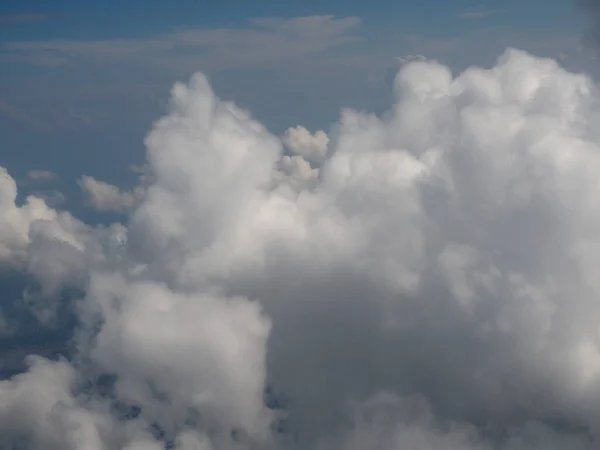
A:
84,275,274,442
0,166,59,266
33,189,66,208
78,175,143,213
4,48,600,449
456,7,520,20
274,155,320,192
282,126,329,165
0,357,111,450
0,167,126,323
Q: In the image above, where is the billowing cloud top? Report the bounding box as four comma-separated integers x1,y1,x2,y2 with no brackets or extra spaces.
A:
2,48,600,449
282,126,329,165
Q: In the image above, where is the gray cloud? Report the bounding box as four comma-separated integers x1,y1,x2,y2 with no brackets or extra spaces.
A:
27,170,56,181
78,175,144,213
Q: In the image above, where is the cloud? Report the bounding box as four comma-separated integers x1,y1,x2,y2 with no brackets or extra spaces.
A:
0,166,62,267
457,7,519,20
0,15,362,71
78,175,144,213
32,190,66,208
27,170,55,181
282,126,329,165
4,48,600,449
0,167,124,323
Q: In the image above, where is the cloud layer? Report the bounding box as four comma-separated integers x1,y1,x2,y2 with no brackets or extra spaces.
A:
2,48,600,449
0,15,361,70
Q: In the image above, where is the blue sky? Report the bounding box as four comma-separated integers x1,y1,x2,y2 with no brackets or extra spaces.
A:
0,0,593,220
0,0,582,40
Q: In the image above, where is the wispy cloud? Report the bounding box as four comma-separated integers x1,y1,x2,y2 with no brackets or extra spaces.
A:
27,170,56,181
0,15,362,71
457,6,519,20
0,13,55,25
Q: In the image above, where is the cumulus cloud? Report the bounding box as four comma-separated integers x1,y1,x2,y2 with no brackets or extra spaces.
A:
78,175,144,213
282,126,329,165
4,48,600,449
0,167,125,323
33,189,66,208
0,167,64,266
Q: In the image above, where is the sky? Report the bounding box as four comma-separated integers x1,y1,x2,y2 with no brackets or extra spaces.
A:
5,1,600,449
0,0,588,197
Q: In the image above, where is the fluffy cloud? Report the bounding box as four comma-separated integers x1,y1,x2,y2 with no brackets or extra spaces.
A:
3,48,600,449
78,175,144,213
0,167,87,279
0,356,110,450
0,167,126,323
282,126,329,165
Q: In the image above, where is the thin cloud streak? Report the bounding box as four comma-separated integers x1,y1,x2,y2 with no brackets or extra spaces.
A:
457,6,521,20
0,15,363,71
